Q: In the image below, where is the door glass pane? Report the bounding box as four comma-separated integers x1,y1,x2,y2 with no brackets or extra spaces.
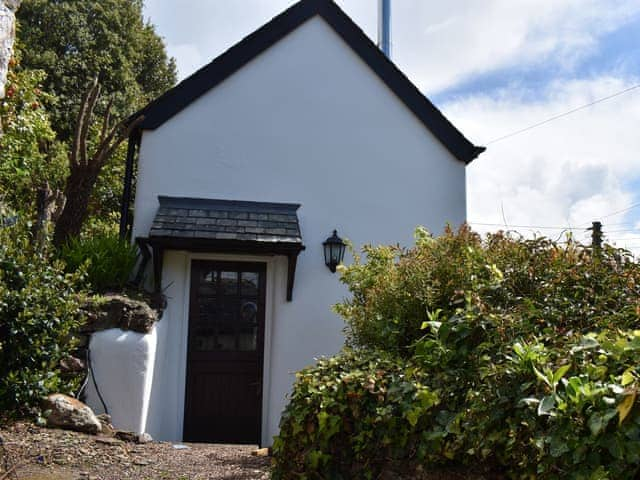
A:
238,300,258,351
217,300,237,351
221,271,238,295
198,269,217,295
192,265,262,352
241,272,259,296
194,299,217,351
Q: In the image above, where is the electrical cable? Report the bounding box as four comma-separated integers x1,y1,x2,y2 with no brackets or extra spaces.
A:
88,347,109,416
484,83,640,145
468,222,582,230
599,202,640,220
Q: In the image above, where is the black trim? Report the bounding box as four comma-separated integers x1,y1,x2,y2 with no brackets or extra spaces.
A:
119,131,141,239
129,0,484,164
138,236,305,302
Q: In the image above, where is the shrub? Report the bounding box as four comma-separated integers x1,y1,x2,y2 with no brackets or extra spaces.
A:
0,223,86,416
59,234,138,292
274,226,640,479
272,349,439,479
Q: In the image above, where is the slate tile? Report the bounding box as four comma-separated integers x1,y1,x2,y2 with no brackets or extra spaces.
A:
237,233,259,241
237,220,258,227
207,210,228,219
215,232,238,240
195,217,218,226
194,230,220,239
267,214,290,222
188,209,208,217
244,227,266,234
149,229,172,237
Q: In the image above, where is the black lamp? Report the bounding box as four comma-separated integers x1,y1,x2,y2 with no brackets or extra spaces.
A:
323,230,346,273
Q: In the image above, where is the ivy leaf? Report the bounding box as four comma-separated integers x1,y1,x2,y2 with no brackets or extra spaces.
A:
553,365,571,385
621,369,635,386
533,366,552,389
617,390,636,426
538,395,555,416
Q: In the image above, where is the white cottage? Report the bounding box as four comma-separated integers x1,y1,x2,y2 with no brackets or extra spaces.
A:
86,0,484,446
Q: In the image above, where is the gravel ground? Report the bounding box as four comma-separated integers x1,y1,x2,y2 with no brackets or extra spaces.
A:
0,422,503,480
0,422,270,480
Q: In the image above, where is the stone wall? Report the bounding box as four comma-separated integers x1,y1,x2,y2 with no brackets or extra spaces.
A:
0,0,20,99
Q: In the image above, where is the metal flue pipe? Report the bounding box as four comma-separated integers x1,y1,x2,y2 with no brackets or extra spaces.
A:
378,0,391,57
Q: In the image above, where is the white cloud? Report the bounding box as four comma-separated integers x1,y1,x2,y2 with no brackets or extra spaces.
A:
442,76,640,253
144,1,640,87
384,0,640,93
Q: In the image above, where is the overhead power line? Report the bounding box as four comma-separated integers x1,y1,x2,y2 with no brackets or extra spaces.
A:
599,202,640,220
605,229,640,234
484,83,640,145
607,237,640,242
468,222,580,230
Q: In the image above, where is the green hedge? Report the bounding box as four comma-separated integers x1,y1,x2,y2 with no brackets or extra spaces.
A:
273,226,640,479
0,223,85,416
272,350,439,479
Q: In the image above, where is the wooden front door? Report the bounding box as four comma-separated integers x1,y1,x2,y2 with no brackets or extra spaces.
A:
183,260,266,443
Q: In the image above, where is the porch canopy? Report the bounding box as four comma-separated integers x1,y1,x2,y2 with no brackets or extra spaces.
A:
138,196,305,301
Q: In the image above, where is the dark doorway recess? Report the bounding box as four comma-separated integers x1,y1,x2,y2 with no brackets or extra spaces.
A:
183,260,266,444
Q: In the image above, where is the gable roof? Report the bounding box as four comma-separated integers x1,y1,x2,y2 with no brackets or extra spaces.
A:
133,0,485,164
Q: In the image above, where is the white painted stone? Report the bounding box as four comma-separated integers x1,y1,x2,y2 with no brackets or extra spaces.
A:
84,327,158,434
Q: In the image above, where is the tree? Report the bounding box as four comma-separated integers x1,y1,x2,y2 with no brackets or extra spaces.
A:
17,0,176,235
53,78,142,247
0,65,67,239
16,0,176,142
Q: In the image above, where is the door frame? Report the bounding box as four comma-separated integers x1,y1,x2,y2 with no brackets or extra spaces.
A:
180,253,278,446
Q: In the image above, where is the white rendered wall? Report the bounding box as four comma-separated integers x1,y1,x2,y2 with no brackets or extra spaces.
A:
131,15,466,446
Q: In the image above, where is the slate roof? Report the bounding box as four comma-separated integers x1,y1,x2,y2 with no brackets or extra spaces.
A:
149,196,303,244
128,0,484,164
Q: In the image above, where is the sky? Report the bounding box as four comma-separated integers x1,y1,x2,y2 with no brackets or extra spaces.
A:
143,0,640,254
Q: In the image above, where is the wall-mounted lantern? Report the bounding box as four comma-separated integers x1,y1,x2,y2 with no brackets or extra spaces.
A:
323,230,346,273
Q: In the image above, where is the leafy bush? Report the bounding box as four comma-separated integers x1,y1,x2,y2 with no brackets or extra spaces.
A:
272,349,439,480
273,226,640,479
0,67,68,217
0,223,85,416
59,234,138,292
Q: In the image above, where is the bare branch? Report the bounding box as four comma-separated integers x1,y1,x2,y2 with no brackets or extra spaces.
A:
79,80,101,166
100,97,114,144
54,77,144,247
95,115,144,169
70,78,97,167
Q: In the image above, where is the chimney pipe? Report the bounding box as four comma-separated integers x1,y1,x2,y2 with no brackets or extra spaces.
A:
378,0,391,58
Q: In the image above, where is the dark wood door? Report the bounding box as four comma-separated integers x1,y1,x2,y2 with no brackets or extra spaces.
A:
183,260,266,443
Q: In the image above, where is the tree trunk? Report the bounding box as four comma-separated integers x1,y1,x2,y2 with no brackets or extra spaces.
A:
32,181,65,249
53,168,98,247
